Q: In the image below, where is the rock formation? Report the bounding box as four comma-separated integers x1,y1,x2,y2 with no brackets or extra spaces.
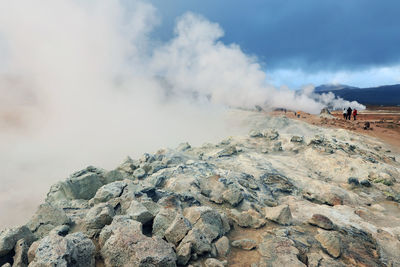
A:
1,111,400,266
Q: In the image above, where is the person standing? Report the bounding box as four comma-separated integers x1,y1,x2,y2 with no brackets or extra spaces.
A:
353,108,357,120
347,107,352,120
343,108,347,119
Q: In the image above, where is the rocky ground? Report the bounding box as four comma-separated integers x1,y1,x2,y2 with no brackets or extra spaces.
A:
1,110,400,267
283,107,400,149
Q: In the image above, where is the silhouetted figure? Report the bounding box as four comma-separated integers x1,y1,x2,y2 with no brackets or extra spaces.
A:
347,107,352,120
353,109,357,120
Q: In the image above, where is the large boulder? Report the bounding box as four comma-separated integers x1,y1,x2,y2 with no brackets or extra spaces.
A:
152,208,178,237
177,229,211,255
46,167,105,202
222,186,244,207
0,226,35,257
27,203,71,238
29,232,95,267
184,207,229,243
100,216,176,267
125,200,154,224
89,181,127,205
164,214,192,245
83,203,115,234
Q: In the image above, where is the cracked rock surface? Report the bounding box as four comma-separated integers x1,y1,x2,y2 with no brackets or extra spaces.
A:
1,111,400,266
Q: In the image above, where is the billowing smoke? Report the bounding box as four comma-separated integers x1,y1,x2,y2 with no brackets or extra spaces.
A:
0,0,364,227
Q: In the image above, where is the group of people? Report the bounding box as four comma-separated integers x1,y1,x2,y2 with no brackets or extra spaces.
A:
343,107,357,120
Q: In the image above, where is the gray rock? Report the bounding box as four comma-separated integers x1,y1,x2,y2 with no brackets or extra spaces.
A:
219,213,231,234
140,153,155,163
27,241,40,264
211,243,218,257
360,179,371,187
217,146,237,157
98,216,141,247
184,207,228,242
133,167,146,179
264,130,279,140
291,136,304,143
83,203,115,231
249,130,263,138
27,203,71,238
176,242,192,265
100,216,176,267
46,168,105,202
29,232,95,267
126,200,154,224
103,170,129,184
265,204,292,225
12,239,29,267
90,181,127,205
230,209,265,228
215,236,230,257
222,186,244,207
0,226,35,257
177,142,191,151
140,197,161,216
308,214,334,230
178,229,211,255
307,252,346,267
261,172,296,196
164,214,192,245
152,208,178,237
315,230,341,258
273,141,283,151
309,135,325,145
199,177,225,204
231,239,257,250
49,225,69,237
116,156,138,174
347,177,359,186
204,258,225,267
258,235,305,267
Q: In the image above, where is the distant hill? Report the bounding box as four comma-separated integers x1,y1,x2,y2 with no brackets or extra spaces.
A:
315,84,400,106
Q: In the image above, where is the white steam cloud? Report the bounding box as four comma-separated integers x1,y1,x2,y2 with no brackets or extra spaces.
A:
0,0,364,227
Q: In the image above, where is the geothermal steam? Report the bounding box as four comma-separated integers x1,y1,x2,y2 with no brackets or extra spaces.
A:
0,0,364,227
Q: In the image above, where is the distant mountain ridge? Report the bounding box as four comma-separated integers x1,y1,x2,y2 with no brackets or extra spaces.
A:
315,84,400,106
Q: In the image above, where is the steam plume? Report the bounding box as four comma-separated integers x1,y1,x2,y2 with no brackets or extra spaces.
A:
0,0,364,227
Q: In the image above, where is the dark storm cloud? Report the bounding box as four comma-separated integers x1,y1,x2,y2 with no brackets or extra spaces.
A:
148,0,400,71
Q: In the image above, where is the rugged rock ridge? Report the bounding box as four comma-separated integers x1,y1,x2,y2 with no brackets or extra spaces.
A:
1,114,400,266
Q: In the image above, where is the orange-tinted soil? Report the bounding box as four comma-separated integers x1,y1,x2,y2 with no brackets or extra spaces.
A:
271,107,400,151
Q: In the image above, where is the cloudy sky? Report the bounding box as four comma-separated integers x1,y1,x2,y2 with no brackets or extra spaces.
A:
0,0,393,227
147,0,400,88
